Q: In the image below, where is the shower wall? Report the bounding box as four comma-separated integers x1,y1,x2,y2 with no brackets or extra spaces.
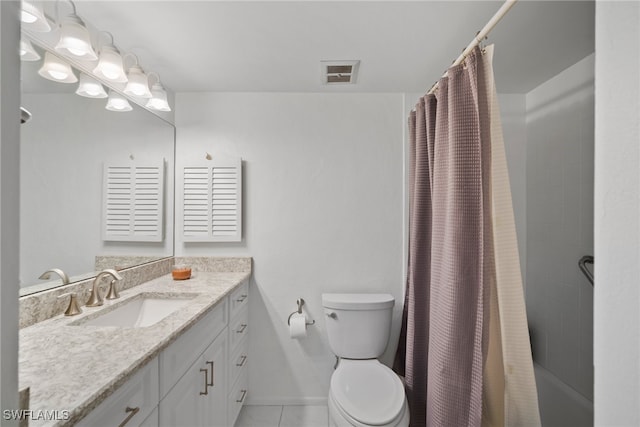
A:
524,54,594,403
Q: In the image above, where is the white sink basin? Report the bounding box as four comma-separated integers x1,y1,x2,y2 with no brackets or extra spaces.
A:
71,293,197,328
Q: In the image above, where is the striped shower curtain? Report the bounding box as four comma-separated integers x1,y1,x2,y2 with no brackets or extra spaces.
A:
394,46,540,427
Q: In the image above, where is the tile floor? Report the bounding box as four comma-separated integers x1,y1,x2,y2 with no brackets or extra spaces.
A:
235,405,330,427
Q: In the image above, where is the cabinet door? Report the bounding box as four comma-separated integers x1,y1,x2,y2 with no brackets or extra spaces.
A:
160,329,229,427
78,359,158,427
202,330,228,427
159,357,206,427
159,299,227,399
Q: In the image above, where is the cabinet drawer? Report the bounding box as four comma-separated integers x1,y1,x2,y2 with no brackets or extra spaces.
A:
227,368,248,427
228,305,248,354
78,358,158,427
159,299,227,398
229,280,249,320
229,335,248,389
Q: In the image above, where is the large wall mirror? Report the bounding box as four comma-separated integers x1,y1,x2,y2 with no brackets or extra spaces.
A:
19,42,175,296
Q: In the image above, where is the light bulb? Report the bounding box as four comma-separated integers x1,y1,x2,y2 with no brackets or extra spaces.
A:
20,1,51,32
20,39,41,61
93,45,127,83
55,15,97,60
106,91,132,112
146,84,171,112
76,73,107,98
124,66,151,98
48,70,68,80
38,52,77,83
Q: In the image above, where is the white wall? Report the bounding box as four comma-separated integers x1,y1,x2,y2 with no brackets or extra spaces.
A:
594,2,640,424
20,94,174,286
175,92,405,404
0,1,21,423
525,54,595,402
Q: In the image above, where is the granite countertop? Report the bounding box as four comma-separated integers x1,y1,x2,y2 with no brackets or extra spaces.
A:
19,271,250,427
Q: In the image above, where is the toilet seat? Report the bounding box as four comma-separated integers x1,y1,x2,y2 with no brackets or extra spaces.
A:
330,359,406,426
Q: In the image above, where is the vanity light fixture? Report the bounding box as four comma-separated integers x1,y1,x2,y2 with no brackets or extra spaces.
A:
76,73,107,98
105,90,133,112
54,0,98,61
23,4,172,115
20,39,41,61
146,72,171,112
93,32,128,83
20,0,51,32
38,51,77,83
123,54,152,98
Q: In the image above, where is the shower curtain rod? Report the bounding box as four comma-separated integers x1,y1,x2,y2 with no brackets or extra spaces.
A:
426,0,518,95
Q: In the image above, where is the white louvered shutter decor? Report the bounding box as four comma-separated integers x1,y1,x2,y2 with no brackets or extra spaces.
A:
182,157,242,242
102,163,164,242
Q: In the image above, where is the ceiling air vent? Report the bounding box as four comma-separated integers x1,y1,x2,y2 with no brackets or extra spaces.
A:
321,60,360,85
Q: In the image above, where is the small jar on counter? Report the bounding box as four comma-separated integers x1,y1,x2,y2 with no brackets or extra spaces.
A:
172,264,192,280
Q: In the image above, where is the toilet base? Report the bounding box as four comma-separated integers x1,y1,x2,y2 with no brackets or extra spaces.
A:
328,389,409,427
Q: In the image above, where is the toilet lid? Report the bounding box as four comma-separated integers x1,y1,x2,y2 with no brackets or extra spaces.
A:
331,360,405,426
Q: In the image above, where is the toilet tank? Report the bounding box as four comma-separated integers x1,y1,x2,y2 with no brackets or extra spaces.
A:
322,293,394,359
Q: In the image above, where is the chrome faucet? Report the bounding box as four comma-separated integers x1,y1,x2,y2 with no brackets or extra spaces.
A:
86,269,123,307
38,268,70,286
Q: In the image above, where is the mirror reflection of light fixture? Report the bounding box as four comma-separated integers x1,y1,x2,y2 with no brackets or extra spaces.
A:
76,73,107,98
38,51,77,83
93,32,127,83
20,39,41,61
55,0,98,61
20,0,52,32
146,72,171,112
123,54,152,98
105,90,133,112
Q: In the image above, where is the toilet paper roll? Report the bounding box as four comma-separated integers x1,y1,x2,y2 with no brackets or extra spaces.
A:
289,312,307,339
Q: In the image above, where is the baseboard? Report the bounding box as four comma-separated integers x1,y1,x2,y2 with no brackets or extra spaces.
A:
245,396,328,406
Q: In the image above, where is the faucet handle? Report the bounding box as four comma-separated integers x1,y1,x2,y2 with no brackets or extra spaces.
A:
57,292,82,316
105,279,120,300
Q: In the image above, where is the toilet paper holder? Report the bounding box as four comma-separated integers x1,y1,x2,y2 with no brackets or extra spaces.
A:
287,298,315,326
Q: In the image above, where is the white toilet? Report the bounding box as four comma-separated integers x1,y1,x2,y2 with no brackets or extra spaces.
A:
322,293,409,427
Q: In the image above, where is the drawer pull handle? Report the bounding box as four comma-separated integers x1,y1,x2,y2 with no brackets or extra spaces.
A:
206,361,214,386
236,389,247,403
118,406,140,427
236,355,247,367
236,294,248,303
236,324,247,334
199,368,209,395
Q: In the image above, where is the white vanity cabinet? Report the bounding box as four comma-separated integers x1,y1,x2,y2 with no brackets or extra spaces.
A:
157,278,249,427
75,278,250,427
77,358,159,427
